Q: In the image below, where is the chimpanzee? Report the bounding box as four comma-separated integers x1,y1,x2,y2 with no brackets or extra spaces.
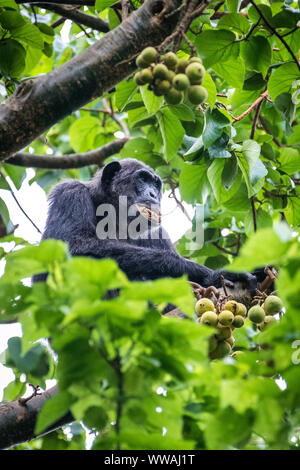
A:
33,158,258,293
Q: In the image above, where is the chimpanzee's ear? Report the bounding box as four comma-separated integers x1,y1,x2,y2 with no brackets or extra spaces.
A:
101,161,121,189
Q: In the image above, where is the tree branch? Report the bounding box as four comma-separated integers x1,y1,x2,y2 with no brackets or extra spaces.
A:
0,0,182,161
233,90,269,123
0,386,73,449
6,139,127,169
36,3,109,32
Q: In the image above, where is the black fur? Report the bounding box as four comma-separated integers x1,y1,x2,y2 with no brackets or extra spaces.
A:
34,158,258,293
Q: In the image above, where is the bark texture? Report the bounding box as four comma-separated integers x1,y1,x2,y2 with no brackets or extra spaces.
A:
0,0,181,161
0,386,73,449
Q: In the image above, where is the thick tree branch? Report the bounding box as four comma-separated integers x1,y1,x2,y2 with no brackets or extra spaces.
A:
6,139,127,169
36,3,109,32
0,386,73,449
0,0,182,161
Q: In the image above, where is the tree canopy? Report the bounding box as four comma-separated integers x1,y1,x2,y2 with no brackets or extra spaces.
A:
0,0,300,451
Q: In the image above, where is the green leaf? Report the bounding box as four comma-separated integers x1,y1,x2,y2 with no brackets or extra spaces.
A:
0,39,25,77
35,391,73,435
279,148,300,174
213,57,245,89
241,36,271,77
114,79,137,111
268,63,300,101
229,227,290,271
236,140,266,197
95,0,118,12
156,108,184,162
69,116,99,152
3,240,68,282
0,10,25,30
140,85,164,114
207,133,231,159
179,161,209,204
202,108,231,148
195,30,239,68
12,23,44,49
244,207,273,235
170,104,195,121
218,13,250,34
207,158,242,203
202,72,217,109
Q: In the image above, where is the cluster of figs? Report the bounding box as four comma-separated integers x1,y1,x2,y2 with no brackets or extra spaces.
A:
195,294,283,359
134,47,208,106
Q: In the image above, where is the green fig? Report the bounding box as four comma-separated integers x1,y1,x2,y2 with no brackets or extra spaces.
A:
248,305,265,324
173,73,190,91
187,85,208,105
232,315,245,328
153,63,169,80
163,52,178,70
141,46,157,65
186,62,205,82
263,295,283,315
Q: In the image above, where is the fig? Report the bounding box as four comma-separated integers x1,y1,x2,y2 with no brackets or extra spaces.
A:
153,64,169,80
195,298,215,316
136,54,149,69
165,87,183,105
211,340,231,359
186,63,205,82
216,326,232,340
237,303,247,317
232,315,245,328
140,68,153,84
248,305,265,324
201,311,219,327
156,79,171,95
263,295,283,315
141,46,157,65
223,300,239,315
187,85,208,105
218,310,234,326
176,60,189,73
189,57,203,64
134,71,146,85
163,51,178,69
173,73,190,91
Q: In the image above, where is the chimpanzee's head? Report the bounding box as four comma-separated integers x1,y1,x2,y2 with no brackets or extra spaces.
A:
98,158,163,216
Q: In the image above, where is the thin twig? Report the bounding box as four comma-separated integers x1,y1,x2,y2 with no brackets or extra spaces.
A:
250,97,263,139
251,196,257,232
233,90,269,123
0,170,42,234
250,0,300,71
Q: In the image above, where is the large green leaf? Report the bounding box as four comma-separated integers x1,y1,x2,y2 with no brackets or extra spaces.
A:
0,39,25,77
195,30,239,68
156,108,184,162
268,63,300,101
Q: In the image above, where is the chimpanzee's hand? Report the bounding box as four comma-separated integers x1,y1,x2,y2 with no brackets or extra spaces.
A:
210,270,258,296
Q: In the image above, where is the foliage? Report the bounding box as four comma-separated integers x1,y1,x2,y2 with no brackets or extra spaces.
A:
0,0,300,451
